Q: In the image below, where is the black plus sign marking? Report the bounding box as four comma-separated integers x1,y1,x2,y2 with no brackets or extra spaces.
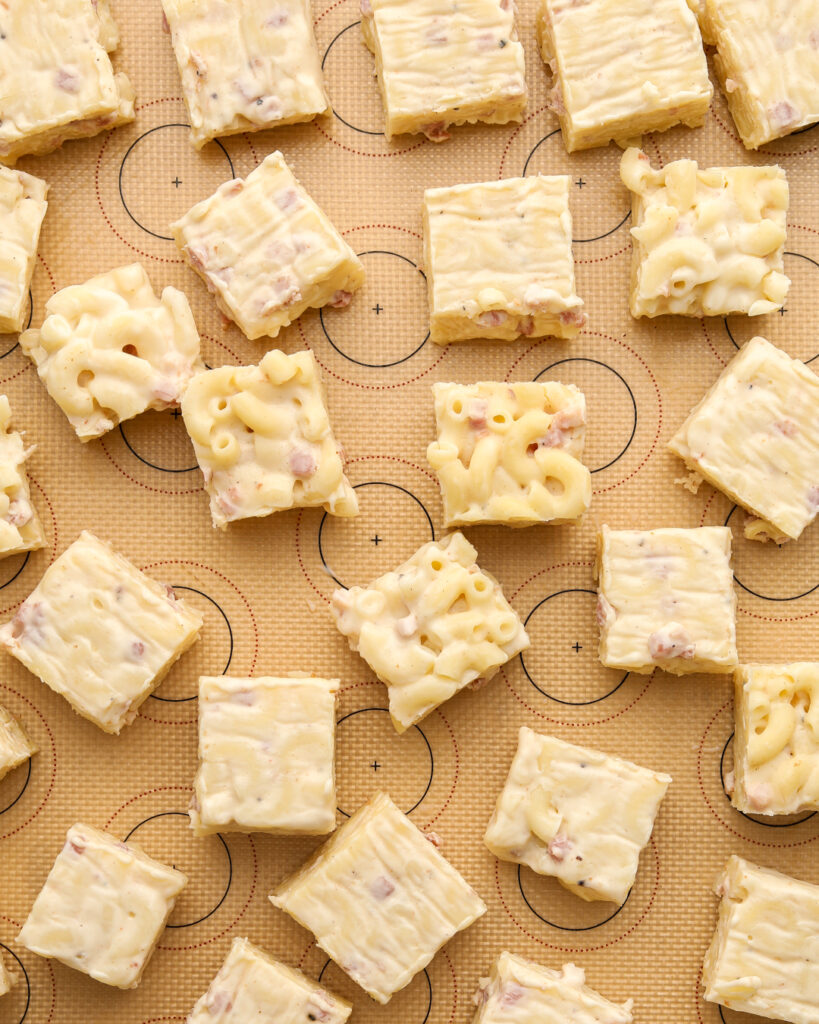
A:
575,178,586,188
779,307,788,316
170,408,182,419
372,303,384,315
172,177,182,188
370,760,381,771
371,535,382,545
572,641,583,652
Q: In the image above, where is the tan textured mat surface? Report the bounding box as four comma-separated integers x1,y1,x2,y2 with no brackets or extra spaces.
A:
1,2,818,1022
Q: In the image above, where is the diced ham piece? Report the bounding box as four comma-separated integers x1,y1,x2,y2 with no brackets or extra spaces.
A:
329,290,353,309
275,188,301,213
745,782,774,811
648,624,695,661
424,830,443,848
423,121,450,141
518,315,535,336
501,984,525,1007
768,100,799,129
68,838,86,855
129,640,145,660
370,876,395,900
266,9,289,26
289,450,317,478
548,833,572,861
774,419,797,437
808,485,819,508
231,689,256,706
539,404,585,447
56,67,81,93
468,399,488,430
596,594,615,629
559,308,587,328
477,310,508,328
207,991,233,1014
6,499,32,527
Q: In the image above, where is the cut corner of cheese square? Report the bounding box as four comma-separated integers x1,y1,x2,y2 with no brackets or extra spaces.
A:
703,855,819,1023
187,936,351,1023
484,726,671,905
20,262,205,441
330,531,529,732
171,151,364,339
0,165,48,334
731,663,819,817
472,951,634,1024
0,949,15,997
360,0,526,142
191,675,338,836
709,0,819,149
161,0,330,150
595,524,738,676
270,791,486,1004
0,395,45,558
620,147,790,318
0,531,203,734
0,703,37,783
537,0,712,153
181,349,358,528
669,335,819,543
427,380,591,527
18,822,187,989
686,0,715,44
423,175,585,345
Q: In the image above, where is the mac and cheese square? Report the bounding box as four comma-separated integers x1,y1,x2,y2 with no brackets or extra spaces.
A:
0,0,134,164
361,0,526,142
703,856,819,1023
424,175,585,344
669,336,819,544
0,531,203,734
0,703,37,783
621,148,790,318
427,380,591,527
537,0,712,153
331,531,529,733
18,823,187,989
161,0,330,149
20,263,205,441
731,663,819,816
484,727,671,905
181,349,358,529
191,675,338,836
0,165,48,334
473,951,634,1024
0,952,13,996
596,525,738,675
0,396,45,558
709,0,819,149
270,791,486,1004
188,936,351,1024
171,151,364,339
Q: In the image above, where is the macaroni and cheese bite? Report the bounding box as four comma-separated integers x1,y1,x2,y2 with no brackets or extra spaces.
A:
0,165,48,334
171,152,364,339
331,531,529,733
0,0,135,165
0,396,45,559
537,0,712,153
731,663,819,816
360,0,526,142
187,936,351,1024
18,823,187,989
484,727,671,905
270,791,486,1004
427,380,591,527
191,675,338,836
670,336,819,544
181,349,358,529
20,263,205,442
0,531,203,734
621,148,789,318
596,525,738,675
161,0,330,149
423,175,585,344
0,951,13,997
0,703,37,783
472,951,634,1024
709,0,819,149
703,856,819,1023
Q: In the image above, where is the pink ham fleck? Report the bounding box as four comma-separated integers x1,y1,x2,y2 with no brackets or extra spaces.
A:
130,640,145,660
231,689,256,706
477,310,508,328
6,500,31,527
266,9,289,26
424,830,443,848
648,624,695,660
596,594,615,629
477,31,499,51
518,316,535,336
423,121,450,141
811,29,819,48
559,308,587,328
189,50,208,84
185,245,210,275
370,876,395,900
68,838,86,855
468,399,488,430
161,10,170,32
207,991,233,1014
501,983,525,1007
746,782,774,811
275,188,302,213
10,601,46,644
774,419,797,437
548,81,566,117
56,67,81,93
289,450,317,478
808,485,819,508
548,833,572,861
768,100,799,129
539,404,584,447
360,0,373,14
329,290,353,309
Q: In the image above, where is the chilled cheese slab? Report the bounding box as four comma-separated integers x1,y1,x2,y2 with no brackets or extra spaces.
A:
670,336,819,543
423,175,585,344
702,856,819,1023
181,349,357,528
187,936,351,1024
19,823,186,989
360,0,526,142
190,675,338,836
537,0,712,153
709,0,819,149
0,165,48,334
0,702,36,783
0,0,135,164
472,952,634,1024
20,263,204,441
484,727,671,904
161,0,330,149
171,152,364,339
270,791,486,1004
427,380,591,526
621,148,790,318
0,395,45,558
331,531,529,732
596,525,738,675
0,531,203,733
731,663,819,815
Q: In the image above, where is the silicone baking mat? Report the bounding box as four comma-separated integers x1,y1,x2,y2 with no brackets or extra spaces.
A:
1,2,817,1022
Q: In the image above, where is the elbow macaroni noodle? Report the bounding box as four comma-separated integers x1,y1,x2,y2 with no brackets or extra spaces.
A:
0,395,45,558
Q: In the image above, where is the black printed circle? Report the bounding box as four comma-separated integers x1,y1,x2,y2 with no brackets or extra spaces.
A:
0,943,30,1024
150,586,233,702
0,289,31,360
0,552,30,592
322,21,385,136
518,864,631,930
719,732,816,828
318,960,432,1023
725,507,819,602
0,758,31,817
118,410,198,474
